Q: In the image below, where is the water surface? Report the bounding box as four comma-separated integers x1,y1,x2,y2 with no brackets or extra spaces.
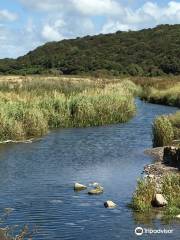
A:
0,100,179,239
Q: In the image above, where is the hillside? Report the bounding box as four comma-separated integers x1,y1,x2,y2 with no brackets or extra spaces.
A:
0,24,180,76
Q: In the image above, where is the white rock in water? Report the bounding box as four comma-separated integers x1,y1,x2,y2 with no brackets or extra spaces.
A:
176,214,180,219
74,183,87,191
153,194,167,207
88,186,104,195
104,200,117,208
89,182,100,187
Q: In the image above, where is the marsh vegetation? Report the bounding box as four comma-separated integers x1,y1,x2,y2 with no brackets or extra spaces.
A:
132,76,180,147
0,76,137,141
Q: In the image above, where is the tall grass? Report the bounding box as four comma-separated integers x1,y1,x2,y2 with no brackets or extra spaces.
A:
153,116,174,147
0,77,137,141
131,178,156,212
134,77,180,147
131,174,180,217
169,111,180,140
133,77,180,107
152,112,180,147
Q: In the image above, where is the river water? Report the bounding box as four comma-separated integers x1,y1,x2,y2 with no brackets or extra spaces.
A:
0,99,179,239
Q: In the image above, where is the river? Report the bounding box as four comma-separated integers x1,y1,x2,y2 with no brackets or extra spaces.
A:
0,99,179,239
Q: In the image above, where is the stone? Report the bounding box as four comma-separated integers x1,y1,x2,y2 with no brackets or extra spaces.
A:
89,182,100,187
148,174,154,179
153,194,167,207
88,186,104,195
104,200,117,208
163,146,180,169
74,183,87,191
176,214,180,219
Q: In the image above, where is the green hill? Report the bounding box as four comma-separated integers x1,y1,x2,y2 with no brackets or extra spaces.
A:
1,24,180,76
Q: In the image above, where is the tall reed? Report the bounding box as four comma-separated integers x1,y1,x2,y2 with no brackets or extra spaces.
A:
0,77,137,141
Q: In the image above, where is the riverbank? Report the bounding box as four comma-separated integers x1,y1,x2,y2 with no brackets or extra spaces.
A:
131,76,180,146
131,145,180,218
0,76,138,142
130,77,180,219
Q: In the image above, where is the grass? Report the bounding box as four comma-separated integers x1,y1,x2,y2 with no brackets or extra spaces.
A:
153,112,180,147
131,178,156,212
132,76,180,107
131,174,180,217
131,77,180,219
152,116,174,147
132,76,180,147
0,76,137,141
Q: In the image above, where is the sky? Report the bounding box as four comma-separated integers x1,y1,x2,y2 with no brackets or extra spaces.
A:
0,0,180,58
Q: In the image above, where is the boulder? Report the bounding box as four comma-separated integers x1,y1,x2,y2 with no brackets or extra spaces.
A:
104,200,117,208
88,186,104,195
176,214,180,219
153,194,167,207
163,146,180,169
74,183,87,191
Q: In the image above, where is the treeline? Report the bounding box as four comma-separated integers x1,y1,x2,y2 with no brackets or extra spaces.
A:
1,24,180,76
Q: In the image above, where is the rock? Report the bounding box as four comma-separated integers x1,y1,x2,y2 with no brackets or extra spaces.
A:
74,183,87,191
152,194,167,207
88,186,104,195
176,214,180,219
104,200,117,208
148,174,154,179
89,182,100,187
163,146,180,169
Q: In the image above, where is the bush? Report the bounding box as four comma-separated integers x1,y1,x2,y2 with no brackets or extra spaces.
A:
127,64,144,76
153,116,174,147
131,174,180,217
162,174,180,212
131,178,156,212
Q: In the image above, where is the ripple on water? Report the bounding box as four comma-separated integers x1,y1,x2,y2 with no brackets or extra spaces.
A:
49,200,63,204
0,100,179,240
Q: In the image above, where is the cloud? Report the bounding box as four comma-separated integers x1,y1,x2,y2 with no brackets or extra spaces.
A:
101,1,180,33
0,9,18,21
42,24,64,41
102,21,134,33
128,1,180,24
1,1,180,58
73,0,123,16
19,0,123,15
19,0,72,12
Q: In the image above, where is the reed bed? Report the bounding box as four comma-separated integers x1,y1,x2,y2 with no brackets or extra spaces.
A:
133,77,180,147
142,84,180,107
0,77,137,141
135,77,180,107
152,111,180,147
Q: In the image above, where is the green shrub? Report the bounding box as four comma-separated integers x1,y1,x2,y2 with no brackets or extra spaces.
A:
162,174,180,212
131,178,156,212
132,174,180,217
153,116,174,147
